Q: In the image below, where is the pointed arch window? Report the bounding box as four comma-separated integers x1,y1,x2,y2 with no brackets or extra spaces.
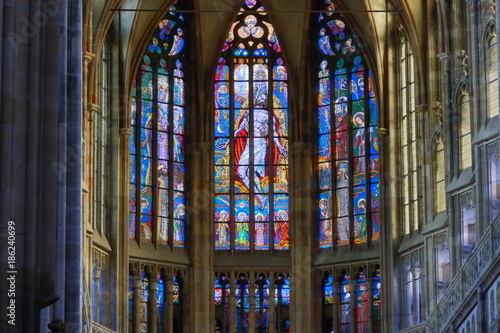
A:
129,4,187,246
399,34,420,234
486,25,498,119
214,0,289,251
433,136,446,214
458,90,472,169
95,40,110,235
316,1,380,248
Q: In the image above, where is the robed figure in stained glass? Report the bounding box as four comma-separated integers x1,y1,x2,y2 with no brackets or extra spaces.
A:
217,104,288,210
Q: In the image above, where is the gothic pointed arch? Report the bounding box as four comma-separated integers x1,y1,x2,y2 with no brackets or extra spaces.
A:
315,0,380,248
129,2,188,247
214,0,290,251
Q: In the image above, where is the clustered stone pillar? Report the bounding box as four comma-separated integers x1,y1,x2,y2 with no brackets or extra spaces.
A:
133,275,142,333
332,280,340,331
166,280,175,333
268,283,276,333
149,277,158,333
349,279,357,332
367,277,374,333
229,284,237,331
249,284,256,333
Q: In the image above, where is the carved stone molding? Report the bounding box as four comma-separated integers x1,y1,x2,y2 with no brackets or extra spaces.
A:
86,102,99,122
456,50,469,77
433,101,444,127
119,128,133,138
377,128,388,138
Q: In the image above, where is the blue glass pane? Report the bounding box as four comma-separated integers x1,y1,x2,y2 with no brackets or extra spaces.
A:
319,191,332,219
319,162,332,190
273,82,288,108
235,194,250,221
274,194,289,221
215,195,231,221
157,103,169,131
173,192,185,219
173,219,184,247
254,194,270,221
215,82,230,108
318,106,331,134
215,109,230,137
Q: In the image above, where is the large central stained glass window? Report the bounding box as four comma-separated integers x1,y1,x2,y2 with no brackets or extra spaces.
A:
214,0,289,251
317,1,380,248
129,4,187,247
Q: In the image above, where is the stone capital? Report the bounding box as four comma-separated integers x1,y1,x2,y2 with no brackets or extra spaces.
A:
377,128,388,137
415,104,427,114
120,128,134,137
83,51,96,66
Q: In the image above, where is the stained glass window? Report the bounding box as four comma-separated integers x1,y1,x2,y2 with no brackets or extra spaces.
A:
173,276,181,304
129,3,187,246
235,276,250,331
373,269,381,332
317,1,379,247
214,0,289,251
340,274,351,332
140,272,149,332
276,275,291,306
324,276,334,304
157,275,165,331
128,273,134,332
356,272,368,331
214,273,289,331
255,275,271,330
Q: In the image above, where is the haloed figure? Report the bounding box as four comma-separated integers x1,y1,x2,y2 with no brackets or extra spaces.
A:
218,94,288,210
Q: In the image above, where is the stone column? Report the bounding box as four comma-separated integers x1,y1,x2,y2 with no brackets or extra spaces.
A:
166,280,175,333
249,284,256,333
290,142,314,333
269,283,276,333
349,279,357,332
367,278,373,333
119,128,133,333
149,277,158,333
229,284,237,332
191,142,213,332
332,281,340,332
133,275,142,333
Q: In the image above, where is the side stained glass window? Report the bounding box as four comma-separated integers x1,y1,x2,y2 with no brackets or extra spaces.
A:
317,1,379,248
214,0,289,251
340,274,351,331
129,3,187,247
140,272,150,332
